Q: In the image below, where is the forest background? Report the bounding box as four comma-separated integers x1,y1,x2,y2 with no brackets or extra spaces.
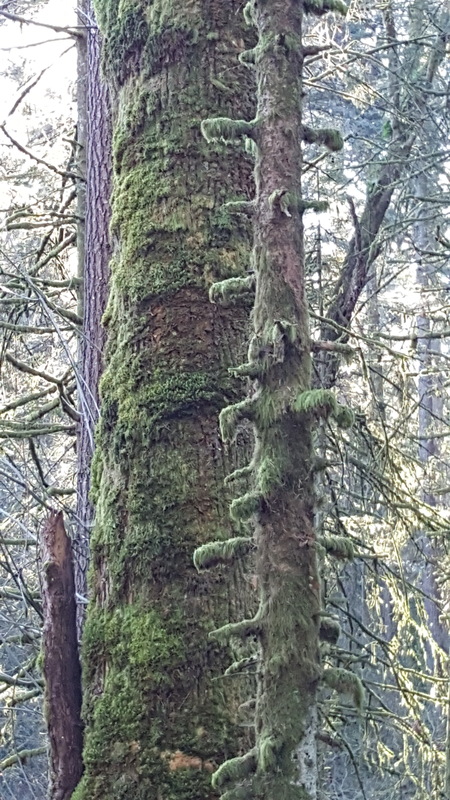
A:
0,0,449,799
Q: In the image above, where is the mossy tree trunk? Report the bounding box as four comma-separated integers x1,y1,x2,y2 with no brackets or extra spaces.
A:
199,1,349,799
73,3,254,799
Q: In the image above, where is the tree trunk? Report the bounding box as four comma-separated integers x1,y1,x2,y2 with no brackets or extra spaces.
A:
75,0,112,626
200,1,350,798
41,511,83,800
73,2,254,798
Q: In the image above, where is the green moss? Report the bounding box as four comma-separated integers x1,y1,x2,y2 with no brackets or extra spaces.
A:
257,451,284,496
77,604,183,796
258,736,280,772
319,616,341,644
211,615,262,644
293,388,337,417
302,125,344,152
293,389,353,429
224,462,255,485
229,491,261,522
94,0,149,84
201,117,256,144
212,749,257,790
219,398,256,442
319,534,354,560
243,1,256,27
225,656,258,676
323,666,364,710
193,537,253,571
303,0,347,16
209,275,255,306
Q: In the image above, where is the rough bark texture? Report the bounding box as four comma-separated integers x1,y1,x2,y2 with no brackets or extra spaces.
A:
41,511,83,800
199,1,349,798
76,0,112,624
73,2,254,799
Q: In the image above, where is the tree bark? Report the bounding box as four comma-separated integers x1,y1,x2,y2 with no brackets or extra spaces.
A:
200,1,350,798
75,0,112,626
73,2,255,798
40,510,83,800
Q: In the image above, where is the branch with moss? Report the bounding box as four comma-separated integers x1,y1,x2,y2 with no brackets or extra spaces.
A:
201,117,256,144
0,747,47,771
323,667,364,710
209,275,255,306
193,537,253,570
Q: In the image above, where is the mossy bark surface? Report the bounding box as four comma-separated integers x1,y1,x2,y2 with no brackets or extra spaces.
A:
198,1,348,798
74,3,254,799
234,3,321,797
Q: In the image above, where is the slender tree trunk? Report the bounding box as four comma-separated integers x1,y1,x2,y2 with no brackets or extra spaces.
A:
200,1,350,798
41,511,83,800
75,0,112,627
73,2,254,798
414,174,449,660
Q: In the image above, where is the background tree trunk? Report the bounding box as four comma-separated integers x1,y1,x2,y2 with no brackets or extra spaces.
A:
75,0,112,627
40,511,83,800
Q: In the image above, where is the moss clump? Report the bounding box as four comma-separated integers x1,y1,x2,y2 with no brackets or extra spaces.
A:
293,388,337,417
211,616,262,644
219,398,256,442
229,492,261,522
302,125,344,152
319,534,354,560
303,0,347,16
257,452,285,496
323,666,364,710
193,537,253,571
293,389,353,429
209,275,255,306
225,656,258,676
201,117,256,144
243,1,256,27
212,749,257,791
319,616,341,644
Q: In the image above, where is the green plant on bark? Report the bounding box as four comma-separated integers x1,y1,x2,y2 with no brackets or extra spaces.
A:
73,2,256,799
195,1,361,799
